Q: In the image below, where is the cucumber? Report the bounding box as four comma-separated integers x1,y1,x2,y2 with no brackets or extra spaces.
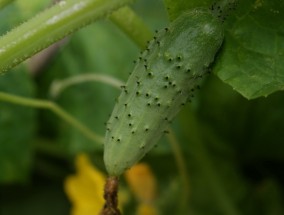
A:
104,8,224,176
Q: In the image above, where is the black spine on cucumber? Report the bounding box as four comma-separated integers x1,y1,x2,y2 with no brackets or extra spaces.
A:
104,7,224,176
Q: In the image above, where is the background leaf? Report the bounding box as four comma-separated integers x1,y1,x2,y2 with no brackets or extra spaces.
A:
0,67,36,183
216,0,284,99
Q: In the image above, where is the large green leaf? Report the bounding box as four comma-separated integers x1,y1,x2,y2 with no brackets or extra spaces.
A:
216,0,284,99
0,68,36,183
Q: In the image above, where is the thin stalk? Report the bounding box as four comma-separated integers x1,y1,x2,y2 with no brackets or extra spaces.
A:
180,110,240,215
0,91,104,145
49,73,124,98
0,0,133,73
166,129,190,213
110,6,153,49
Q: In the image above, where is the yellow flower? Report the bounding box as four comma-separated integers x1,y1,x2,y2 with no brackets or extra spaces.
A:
125,163,159,215
136,204,159,215
64,154,105,215
65,155,158,215
125,163,157,202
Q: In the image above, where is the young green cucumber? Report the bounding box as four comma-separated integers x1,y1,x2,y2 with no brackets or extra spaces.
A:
104,8,224,176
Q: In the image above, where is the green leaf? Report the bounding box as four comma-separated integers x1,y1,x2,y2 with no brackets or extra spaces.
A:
0,67,36,183
216,0,284,99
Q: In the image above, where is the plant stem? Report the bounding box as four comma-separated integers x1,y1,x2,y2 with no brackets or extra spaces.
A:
180,109,240,215
110,6,153,49
0,91,104,145
49,73,124,98
0,0,133,73
100,177,121,215
166,129,190,213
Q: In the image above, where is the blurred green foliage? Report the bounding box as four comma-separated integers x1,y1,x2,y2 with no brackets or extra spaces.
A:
0,0,284,215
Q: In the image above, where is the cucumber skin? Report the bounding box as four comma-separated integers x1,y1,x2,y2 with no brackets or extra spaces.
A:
104,8,224,176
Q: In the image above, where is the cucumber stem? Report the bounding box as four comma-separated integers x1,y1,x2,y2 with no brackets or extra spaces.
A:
167,129,190,213
100,176,121,215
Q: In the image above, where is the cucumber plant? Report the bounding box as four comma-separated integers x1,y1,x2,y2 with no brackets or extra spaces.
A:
1,0,283,215
104,6,225,177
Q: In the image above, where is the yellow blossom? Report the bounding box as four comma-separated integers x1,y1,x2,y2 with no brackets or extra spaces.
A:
125,163,157,202
136,204,159,215
64,154,105,215
65,155,158,215
125,163,159,215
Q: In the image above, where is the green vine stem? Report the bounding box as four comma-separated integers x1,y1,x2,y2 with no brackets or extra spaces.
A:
110,6,153,49
180,109,240,215
166,129,190,213
49,73,124,98
0,0,132,73
0,91,104,145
